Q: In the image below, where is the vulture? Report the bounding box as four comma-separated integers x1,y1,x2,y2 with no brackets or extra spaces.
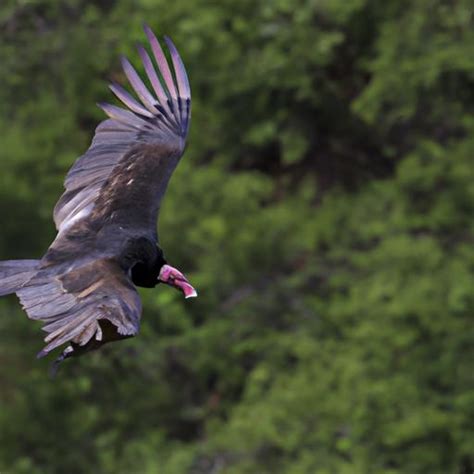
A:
0,25,196,370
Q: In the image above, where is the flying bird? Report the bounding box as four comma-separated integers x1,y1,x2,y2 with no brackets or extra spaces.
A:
0,25,196,369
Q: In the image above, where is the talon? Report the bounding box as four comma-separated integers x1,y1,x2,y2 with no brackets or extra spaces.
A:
49,345,74,378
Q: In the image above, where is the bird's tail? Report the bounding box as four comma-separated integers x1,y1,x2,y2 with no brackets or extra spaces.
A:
0,260,40,296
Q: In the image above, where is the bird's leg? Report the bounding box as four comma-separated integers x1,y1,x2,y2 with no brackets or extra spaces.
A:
49,345,74,378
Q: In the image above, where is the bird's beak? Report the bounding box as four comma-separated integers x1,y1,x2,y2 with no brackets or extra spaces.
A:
158,264,198,299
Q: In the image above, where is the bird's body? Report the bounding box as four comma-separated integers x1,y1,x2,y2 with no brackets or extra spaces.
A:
0,25,196,368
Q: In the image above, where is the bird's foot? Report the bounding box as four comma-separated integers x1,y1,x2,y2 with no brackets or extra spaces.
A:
49,345,74,378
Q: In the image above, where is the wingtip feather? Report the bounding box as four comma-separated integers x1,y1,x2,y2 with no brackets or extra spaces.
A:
120,55,159,113
145,28,178,100
109,82,154,118
164,35,191,99
137,43,169,106
100,25,191,138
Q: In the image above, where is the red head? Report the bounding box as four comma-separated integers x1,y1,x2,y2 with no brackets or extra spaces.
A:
158,264,197,299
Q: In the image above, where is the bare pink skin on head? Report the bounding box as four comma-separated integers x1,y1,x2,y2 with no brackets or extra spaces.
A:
158,264,197,299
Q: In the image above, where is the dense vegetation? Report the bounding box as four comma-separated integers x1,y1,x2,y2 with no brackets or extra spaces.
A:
0,1,473,473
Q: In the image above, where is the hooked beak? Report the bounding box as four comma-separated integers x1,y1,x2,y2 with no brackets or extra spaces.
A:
158,264,198,299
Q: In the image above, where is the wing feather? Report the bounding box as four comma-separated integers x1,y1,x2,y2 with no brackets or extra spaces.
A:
17,259,142,357
53,25,191,233
109,82,154,118
138,44,170,109
164,36,191,100
144,24,179,101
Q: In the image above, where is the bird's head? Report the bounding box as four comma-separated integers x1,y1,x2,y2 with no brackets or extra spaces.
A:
158,264,197,299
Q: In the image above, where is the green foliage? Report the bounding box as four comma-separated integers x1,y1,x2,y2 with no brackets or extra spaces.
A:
0,1,473,473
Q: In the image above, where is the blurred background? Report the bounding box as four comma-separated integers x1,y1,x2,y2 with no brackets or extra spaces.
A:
0,0,473,473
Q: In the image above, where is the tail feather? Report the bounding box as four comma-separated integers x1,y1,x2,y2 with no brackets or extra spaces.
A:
0,260,39,296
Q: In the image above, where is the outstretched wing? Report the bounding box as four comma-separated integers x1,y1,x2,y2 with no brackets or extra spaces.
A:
16,259,142,358
54,24,191,234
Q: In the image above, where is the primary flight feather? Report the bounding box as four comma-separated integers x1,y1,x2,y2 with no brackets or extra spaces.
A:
0,25,196,369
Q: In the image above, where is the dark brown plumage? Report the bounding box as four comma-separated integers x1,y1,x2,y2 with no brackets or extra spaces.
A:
0,25,196,369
